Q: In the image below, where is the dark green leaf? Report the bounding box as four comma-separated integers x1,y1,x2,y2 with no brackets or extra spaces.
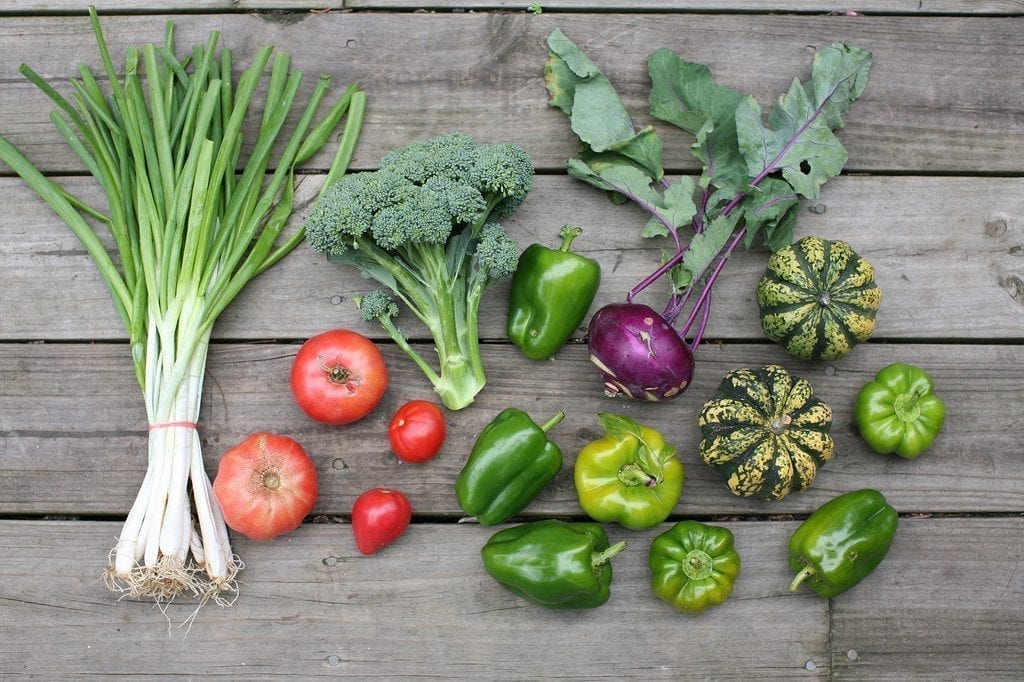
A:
648,48,748,193
642,218,670,238
809,43,873,130
735,86,847,199
546,30,663,179
606,126,664,180
660,177,697,229
734,43,872,199
680,210,741,284
741,177,799,247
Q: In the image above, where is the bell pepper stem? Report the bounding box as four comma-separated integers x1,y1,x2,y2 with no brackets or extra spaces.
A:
557,224,583,252
591,540,627,569
617,462,658,487
790,564,818,593
539,411,566,433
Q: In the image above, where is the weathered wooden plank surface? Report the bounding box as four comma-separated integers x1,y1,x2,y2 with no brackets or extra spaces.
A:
0,519,829,678
1,13,1021,174
4,1,1022,14
830,516,1024,680
1,4,1021,680
3,341,1021,516
347,0,1024,11
2,517,1020,678
3,175,1022,342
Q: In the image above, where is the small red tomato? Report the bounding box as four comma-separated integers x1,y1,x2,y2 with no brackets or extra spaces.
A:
351,488,412,555
290,329,388,425
388,400,446,463
213,432,318,541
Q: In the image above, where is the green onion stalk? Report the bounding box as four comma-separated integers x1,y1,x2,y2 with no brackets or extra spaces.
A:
0,7,365,603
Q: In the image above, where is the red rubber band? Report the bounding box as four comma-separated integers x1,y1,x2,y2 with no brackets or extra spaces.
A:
148,420,198,431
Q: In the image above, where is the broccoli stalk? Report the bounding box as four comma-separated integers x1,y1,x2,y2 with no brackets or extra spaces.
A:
305,133,531,410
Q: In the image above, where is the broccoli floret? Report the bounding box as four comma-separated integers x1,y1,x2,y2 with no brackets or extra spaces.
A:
303,132,535,410
473,223,519,282
304,180,372,255
357,289,399,323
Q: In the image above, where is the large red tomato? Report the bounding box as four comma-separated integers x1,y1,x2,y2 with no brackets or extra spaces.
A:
213,432,318,541
388,400,446,463
290,329,388,425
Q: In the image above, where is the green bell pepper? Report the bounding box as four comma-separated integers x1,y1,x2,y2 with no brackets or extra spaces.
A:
481,519,627,610
507,225,601,360
573,413,684,530
455,408,564,526
649,520,741,614
789,488,899,598
855,362,946,458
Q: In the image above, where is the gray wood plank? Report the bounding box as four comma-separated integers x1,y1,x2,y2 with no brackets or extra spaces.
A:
0,519,829,679
3,1,1022,15
2,175,1022,342
2,341,1021,516
830,516,1024,680
347,0,1024,11
0,13,1021,174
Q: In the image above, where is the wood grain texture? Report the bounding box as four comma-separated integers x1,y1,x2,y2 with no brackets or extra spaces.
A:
2,518,1019,678
3,1,1023,15
0,6,1020,680
2,175,1022,342
830,516,1024,680
0,13,1021,174
0,518,818,679
3,341,1021,516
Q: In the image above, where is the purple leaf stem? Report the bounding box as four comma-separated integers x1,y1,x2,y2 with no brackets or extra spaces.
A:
680,226,747,345
627,242,690,303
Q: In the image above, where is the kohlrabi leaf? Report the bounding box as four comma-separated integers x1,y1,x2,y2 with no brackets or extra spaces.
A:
680,210,742,285
660,177,698,230
740,177,799,248
546,29,664,179
808,43,873,130
567,158,664,210
606,126,664,180
735,85,846,199
734,43,872,199
648,48,748,194
643,219,671,239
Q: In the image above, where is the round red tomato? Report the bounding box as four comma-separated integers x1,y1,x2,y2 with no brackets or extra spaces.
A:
290,329,388,425
212,432,318,541
388,400,446,463
351,488,412,555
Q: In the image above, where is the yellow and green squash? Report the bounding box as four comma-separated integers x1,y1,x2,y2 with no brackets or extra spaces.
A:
698,365,834,501
756,236,882,361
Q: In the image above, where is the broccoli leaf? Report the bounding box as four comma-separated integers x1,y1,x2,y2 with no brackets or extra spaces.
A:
546,29,663,179
735,44,872,199
648,49,748,194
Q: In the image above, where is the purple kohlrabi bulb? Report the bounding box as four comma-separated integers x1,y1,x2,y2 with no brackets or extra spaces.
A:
587,303,695,401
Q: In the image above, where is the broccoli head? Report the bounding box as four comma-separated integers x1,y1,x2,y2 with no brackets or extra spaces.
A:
303,132,535,411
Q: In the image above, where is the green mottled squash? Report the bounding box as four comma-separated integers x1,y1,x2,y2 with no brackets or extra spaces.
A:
698,365,834,501
756,236,881,361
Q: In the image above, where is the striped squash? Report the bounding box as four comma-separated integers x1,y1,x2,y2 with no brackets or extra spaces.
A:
698,365,834,501
756,236,881,361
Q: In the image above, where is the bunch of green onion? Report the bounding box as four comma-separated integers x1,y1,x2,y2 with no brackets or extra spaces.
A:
0,8,365,603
